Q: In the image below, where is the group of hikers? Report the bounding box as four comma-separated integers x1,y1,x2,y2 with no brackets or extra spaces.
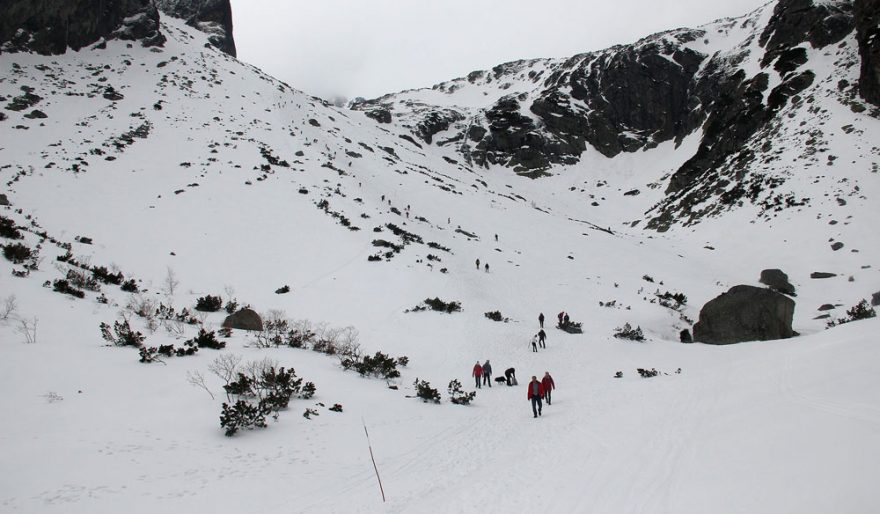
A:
468,312,561,418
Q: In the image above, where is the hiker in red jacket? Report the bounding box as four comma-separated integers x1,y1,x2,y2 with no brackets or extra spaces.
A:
527,376,544,418
541,371,556,405
472,361,483,389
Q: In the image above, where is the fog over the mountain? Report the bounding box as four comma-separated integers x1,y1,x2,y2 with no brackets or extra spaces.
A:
230,0,769,101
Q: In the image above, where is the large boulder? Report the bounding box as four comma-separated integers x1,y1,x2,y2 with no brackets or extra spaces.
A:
759,269,796,296
693,285,795,344
222,308,263,331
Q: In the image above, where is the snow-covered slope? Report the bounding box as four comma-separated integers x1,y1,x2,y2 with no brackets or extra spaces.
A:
0,3,878,514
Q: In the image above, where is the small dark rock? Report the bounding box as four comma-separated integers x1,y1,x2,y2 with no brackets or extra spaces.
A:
817,304,835,311
679,329,693,343
872,291,880,307
831,242,844,251
810,272,837,279
23,109,47,119
0,194,9,206
759,269,796,296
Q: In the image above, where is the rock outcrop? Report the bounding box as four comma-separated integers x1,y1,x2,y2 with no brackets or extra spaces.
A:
855,0,880,105
693,285,796,344
154,0,236,56
0,0,164,55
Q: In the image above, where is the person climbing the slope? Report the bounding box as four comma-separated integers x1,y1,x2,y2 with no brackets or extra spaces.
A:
472,361,483,389
482,360,493,387
541,371,556,405
538,329,546,349
557,311,564,327
531,334,539,353
527,376,544,418
538,312,544,328
475,258,480,270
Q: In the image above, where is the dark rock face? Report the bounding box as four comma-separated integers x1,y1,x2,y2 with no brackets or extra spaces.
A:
693,285,796,344
760,269,796,296
0,0,165,55
154,0,236,57
416,110,464,145
222,308,263,331
855,0,880,105
872,291,880,307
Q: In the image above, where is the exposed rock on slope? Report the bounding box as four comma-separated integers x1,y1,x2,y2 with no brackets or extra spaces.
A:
0,0,165,54
154,0,236,56
855,0,880,105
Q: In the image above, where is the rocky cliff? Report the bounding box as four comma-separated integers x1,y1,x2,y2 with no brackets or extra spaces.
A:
0,0,165,54
855,0,880,104
154,0,235,56
353,0,873,231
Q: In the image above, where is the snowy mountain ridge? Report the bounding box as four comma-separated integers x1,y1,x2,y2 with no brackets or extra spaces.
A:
0,1,879,513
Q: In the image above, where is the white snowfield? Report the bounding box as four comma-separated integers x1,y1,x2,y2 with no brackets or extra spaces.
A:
0,7,878,514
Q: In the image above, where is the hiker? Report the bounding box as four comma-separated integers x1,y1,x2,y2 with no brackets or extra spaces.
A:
531,334,538,352
538,312,544,328
563,312,570,327
541,372,556,405
494,234,498,242
557,311,564,327
505,367,517,386
482,360,493,387
475,258,480,270
484,263,489,273
527,376,544,418
472,361,483,389
538,329,546,349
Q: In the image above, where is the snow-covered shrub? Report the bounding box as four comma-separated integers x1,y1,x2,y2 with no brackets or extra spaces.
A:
52,279,86,299
275,285,290,294
656,291,687,309
413,379,441,403
66,268,101,292
3,242,31,264
826,299,876,328
188,328,225,349
614,323,645,341
484,310,508,322
224,298,239,314
91,266,124,285
412,298,461,313
341,351,401,379
396,356,409,367
220,400,267,436
126,294,157,319
100,318,146,347
217,357,315,436
448,379,476,405
195,294,223,312
329,403,343,412
0,216,22,239
120,279,139,293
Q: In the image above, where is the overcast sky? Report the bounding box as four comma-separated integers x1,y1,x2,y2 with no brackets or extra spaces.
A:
229,0,769,101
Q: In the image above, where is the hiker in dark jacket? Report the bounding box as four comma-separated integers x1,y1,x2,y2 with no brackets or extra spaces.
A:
527,376,544,418
538,312,544,328
563,312,570,326
475,258,480,270
538,329,546,349
557,311,564,326
482,360,493,387
541,372,556,405
505,367,517,386
472,361,483,388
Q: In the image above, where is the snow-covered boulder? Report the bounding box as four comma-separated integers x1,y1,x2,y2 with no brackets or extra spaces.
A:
222,308,263,332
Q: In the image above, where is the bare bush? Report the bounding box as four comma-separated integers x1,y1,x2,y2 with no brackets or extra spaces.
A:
126,294,157,320
1,294,17,321
209,353,243,386
17,316,37,344
186,370,215,400
163,267,179,297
